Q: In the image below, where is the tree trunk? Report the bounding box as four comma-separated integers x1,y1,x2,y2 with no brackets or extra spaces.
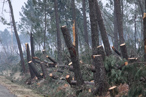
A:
61,26,84,86
82,0,89,46
95,0,112,56
88,0,99,55
114,0,125,44
113,5,119,49
88,0,99,87
44,0,47,49
96,45,106,61
28,61,42,79
143,13,146,61
120,43,128,60
93,55,109,96
72,0,79,54
54,0,62,64
25,43,35,79
8,0,26,73
30,32,35,63
40,62,47,79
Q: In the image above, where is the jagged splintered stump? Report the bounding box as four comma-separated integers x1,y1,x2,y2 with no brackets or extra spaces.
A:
93,55,109,96
61,26,84,85
96,45,106,61
143,13,146,61
120,43,128,60
112,46,121,56
28,61,43,79
25,43,35,79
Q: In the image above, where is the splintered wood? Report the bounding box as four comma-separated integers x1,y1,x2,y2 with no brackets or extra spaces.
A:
72,20,76,46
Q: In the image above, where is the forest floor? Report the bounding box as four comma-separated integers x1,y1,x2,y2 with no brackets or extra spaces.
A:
0,76,43,97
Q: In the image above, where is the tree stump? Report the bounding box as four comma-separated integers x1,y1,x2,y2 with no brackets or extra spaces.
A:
109,86,118,97
97,45,106,61
93,55,109,95
120,43,128,60
25,43,35,79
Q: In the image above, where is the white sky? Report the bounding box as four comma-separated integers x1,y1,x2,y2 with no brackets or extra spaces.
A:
0,0,107,31
0,0,27,31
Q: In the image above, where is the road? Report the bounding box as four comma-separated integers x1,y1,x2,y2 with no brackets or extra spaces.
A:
0,76,43,97
0,85,16,97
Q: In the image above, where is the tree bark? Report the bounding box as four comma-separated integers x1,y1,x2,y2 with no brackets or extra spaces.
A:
54,0,62,64
72,0,79,55
61,26,84,86
40,62,47,79
113,5,119,49
88,0,99,55
44,0,47,49
8,0,26,73
28,61,42,79
95,0,112,56
143,13,146,61
25,43,35,79
120,43,128,60
93,55,109,96
114,0,125,44
82,0,89,46
30,32,35,63
96,45,106,61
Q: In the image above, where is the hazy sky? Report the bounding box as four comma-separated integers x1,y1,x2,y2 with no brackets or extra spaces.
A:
0,0,27,31
0,0,107,31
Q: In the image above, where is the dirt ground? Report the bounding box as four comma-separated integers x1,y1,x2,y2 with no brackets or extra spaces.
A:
0,76,43,97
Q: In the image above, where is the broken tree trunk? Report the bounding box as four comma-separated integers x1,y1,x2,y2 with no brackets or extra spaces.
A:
96,45,106,61
61,26,84,85
46,56,57,65
112,46,121,56
143,13,146,61
30,32,35,63
25,43,35,79
120,43,128,60
93,55,109,96
40,62,48,79
28,61,42,79
95,0,112,56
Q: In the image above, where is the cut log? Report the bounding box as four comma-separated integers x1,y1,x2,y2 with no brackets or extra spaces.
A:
93,55,109,95
49,73,58,79
46,55,57,65
128,58,138,63
120,43,128,60
28,61,42,79
112,46,121,56
117,62,128,70
109,86,118,97
40,62,48,79
25,43,35,79
61,26,84,85
96,45,106,61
